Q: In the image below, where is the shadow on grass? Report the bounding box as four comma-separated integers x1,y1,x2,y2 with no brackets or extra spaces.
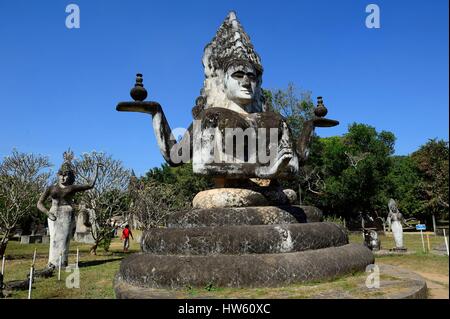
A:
110,250,140,257
78,258,123,268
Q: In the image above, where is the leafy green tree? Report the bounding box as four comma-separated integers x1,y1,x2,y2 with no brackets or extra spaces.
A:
264,83,314,139
305,123,395,219
411,139,449,219
381,156,422,218
263,84,316,202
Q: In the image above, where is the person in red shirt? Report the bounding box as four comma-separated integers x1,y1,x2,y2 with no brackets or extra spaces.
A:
121,224,134,252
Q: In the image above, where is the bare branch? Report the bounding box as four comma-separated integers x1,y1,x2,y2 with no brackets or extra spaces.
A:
344,151,369,168
0,150,51,254
73,151,131,254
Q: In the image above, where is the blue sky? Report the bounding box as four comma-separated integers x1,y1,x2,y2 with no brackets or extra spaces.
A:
0,0,448,176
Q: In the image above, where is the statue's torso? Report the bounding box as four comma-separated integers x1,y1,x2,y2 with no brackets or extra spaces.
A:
49,185,75,206
192,107,299,179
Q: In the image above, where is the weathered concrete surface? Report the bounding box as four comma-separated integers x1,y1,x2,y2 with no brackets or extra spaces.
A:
167,205,322,228
47,205,75,267
73,231,95,244
141,222,347,255
374,264,428,299
114,264,427,299
117,243,373,290
193,188,269,209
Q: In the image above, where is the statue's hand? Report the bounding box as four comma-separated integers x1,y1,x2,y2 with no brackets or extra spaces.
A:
256,149,294,178
116,101,161,116
48,213,57,221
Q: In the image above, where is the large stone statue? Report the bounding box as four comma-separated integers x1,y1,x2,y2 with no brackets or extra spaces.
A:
387,198,407,251
37,151,101,267
116,11,338,182
114,12,374,298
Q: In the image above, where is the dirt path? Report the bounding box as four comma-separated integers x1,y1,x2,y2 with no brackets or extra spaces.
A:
415,272,449,299
376,258,449,299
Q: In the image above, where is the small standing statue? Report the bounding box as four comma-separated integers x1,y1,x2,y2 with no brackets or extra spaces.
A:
363,229,381,251
37,150,101,267
387,198,407,251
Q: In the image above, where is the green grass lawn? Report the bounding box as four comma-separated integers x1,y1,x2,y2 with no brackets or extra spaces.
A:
1,231,448,299
2,235,141,299
349,232,449,274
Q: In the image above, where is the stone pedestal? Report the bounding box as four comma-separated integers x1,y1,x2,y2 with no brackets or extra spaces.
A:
74,232,95,244
115,188,374,298
41,235,50,244
20,235,49,244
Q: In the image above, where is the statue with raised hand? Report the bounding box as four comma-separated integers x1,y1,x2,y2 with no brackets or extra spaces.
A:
387,198,407,251
37,150,102,267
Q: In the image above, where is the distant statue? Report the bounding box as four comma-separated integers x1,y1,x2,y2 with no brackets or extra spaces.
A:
363,229,380,251
387,199,406,251
37,151,101,267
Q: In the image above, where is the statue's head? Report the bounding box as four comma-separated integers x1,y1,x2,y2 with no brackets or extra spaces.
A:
388,198,399,214
58,150,75,186
200,12,265,114
224,60,258,108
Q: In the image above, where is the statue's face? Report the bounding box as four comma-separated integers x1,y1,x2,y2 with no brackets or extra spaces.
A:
58,173,69,186
224,64,258,107
58,172,73,186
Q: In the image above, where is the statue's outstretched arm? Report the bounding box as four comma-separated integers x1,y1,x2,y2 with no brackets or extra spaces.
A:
117,102,189,166
72,163,102,193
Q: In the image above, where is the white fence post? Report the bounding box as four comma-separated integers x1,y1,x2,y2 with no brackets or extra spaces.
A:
1,255,5,275
420,230,425,253
58,254,62,281
27,266,33,299
32,248,37,266
444,229,449,257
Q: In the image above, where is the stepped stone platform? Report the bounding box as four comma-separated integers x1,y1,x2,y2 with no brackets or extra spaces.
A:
141,222,348,255
115,193,376,299
167,205,322,227
117,243,373,289
114,264,427,299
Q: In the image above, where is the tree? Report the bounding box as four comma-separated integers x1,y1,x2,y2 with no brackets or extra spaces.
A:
131,180,189,230
263,84,317,203
381,156,422,218
74,152,131,255
144,163,214,203
411,139,449,219
0,150,51,257
264,83,314,139
305,123,395,219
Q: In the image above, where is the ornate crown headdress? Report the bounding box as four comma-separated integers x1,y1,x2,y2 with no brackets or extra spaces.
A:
197,12,266,114
59,149,75,174
202,11,263,77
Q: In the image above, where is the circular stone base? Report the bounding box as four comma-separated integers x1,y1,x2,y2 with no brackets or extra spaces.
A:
192,188,269,208
141,222,348,255
116,244,373,290
114,264,427,299
374,249,416,256
168,205,323,227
